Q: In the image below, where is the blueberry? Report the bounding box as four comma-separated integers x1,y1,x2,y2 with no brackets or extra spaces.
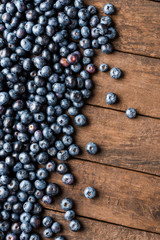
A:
84,186,96,199
0,92,9,105
74,114,86,126
43,228,53,238
68,144,80,156
105,92,117,105
69,219,81,232
20,221,32,233
46,183,59,197
20,232,30,240
62,173,74,185
79,38,90,49
110,67,122,79
64,210,75,221
99,63,109,72
42,195,52,205
86,142,98,155
101,43,113,54
51,222,61,233
20,39,32,51
42,216,53,228
126,108,137,119
57,150,69,161
61,198,73,211
19,180,32,192
57,163,68,175
103,3,115,15
46,160,56,172
6,233,17,240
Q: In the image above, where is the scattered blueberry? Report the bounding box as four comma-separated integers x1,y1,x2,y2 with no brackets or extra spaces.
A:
126,108,137,119
110,67,122,79
105,92,117,105
86,142,98,155
84,187,96,199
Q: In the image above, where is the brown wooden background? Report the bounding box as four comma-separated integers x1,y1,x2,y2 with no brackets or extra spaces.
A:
41,0,160,239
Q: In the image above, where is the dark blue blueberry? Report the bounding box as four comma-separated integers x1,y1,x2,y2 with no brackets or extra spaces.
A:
20,212,31,222
110,67,122,79
55,140,64,151
62,173,74,185
126,108,137,119
89,15,99,28
6,233,17,240
42,216,53,228
91,27,100,38
43,228,53,238
20,180,32,192
46,183,59,197
101,43,113,54
74,114,86,126
99,63,109,72
62,125,74,135
0,186,8,199
84,186,96,199
57,163,68,175
64,210,75,221
68,144,80,156
69,219,81,232
88,5,97,15
78,8,90,20
106,27,117,39
20,232,29,240
0,92,9,105
98,36,108,45
61,198,73,211
20,221,32,233
51,222,61,233
79,38,90,49
81,26,90,38
57,114,69,127
62,135,73,146
103,3,115,15
92,39,99,48
42,195,52,205
100,15,112,26
84,48,94,57
57,150,69,161
47,147,57,157
20,39,32,51
71,28,81,40
105,92,117,105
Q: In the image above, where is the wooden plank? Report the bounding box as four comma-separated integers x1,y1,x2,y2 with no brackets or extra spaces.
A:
40,209,160,240
88,50,160,119
41,160,160,233
74,105,160,175
84,0,160,58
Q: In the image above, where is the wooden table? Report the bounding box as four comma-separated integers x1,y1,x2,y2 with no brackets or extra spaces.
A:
41,0,160,239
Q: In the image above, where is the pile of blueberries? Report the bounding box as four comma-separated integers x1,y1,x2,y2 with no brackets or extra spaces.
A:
0,0,123,239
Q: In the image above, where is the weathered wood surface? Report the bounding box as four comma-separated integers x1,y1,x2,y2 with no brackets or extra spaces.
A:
73,105,160,176
40,209,160,240
88,50,160,119
41,160,160,234
85,0,160,58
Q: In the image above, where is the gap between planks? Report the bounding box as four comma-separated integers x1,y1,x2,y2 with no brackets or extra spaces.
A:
86,103,160,121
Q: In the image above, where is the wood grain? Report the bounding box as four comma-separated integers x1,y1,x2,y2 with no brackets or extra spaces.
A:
40,209,160,240
41,159,160,233
84,0,160,58
88,50,160,119
73,105,160,176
